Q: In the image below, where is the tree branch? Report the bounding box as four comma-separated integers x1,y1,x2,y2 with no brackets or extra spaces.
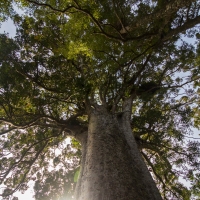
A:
163,16,200,42
26,0,76,13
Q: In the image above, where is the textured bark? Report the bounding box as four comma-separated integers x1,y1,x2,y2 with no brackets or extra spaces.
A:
75,105,162,200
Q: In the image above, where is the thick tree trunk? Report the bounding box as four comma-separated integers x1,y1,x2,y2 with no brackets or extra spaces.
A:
75,106,162,200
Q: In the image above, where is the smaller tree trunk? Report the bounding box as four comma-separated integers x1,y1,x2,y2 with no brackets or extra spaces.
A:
75,106,162,200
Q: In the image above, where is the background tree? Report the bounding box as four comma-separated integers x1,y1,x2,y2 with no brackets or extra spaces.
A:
0,0,200,199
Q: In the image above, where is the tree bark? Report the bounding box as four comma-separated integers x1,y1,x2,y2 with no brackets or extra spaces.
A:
75,105,162,200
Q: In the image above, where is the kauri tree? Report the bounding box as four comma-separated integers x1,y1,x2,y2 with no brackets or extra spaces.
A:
0,0,200,199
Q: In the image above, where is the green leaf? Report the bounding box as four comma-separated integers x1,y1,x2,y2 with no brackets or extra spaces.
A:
74,168,80,183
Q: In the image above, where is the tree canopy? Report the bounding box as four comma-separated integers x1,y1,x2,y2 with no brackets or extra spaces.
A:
0,0,200,199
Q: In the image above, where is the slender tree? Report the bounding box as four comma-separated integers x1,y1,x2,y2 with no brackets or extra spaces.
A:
0,0,200,199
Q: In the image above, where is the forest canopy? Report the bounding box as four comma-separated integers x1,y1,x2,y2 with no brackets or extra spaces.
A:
0,0,200,199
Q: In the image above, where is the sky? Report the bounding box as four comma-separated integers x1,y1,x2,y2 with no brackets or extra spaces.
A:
0,18,16,37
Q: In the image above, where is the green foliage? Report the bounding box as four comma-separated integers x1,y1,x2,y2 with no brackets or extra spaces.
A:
74,167,80,183
0,0,200,199
0,0,14,22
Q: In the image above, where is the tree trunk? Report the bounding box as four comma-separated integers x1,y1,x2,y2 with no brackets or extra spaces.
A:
75,106,162,200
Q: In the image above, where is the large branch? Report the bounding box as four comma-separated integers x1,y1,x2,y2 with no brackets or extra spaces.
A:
0,116,45,135
163,16,200,41
26,0,76,13
0,111,87,138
